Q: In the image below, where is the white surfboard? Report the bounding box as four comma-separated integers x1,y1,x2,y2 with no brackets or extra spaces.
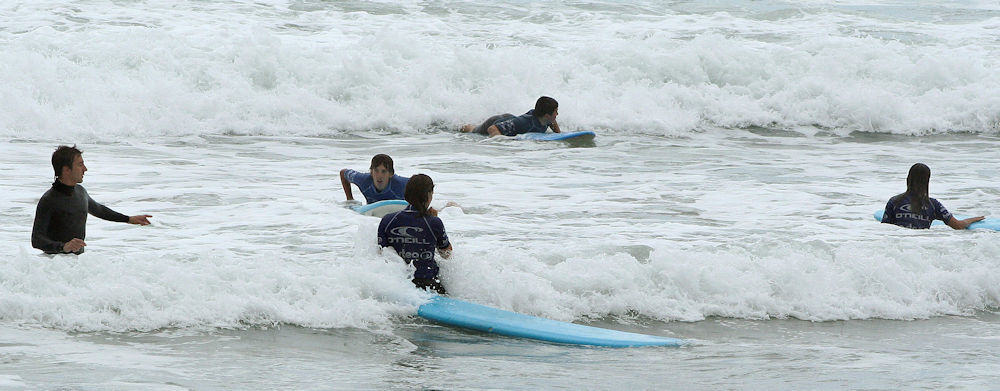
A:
352,200,408,218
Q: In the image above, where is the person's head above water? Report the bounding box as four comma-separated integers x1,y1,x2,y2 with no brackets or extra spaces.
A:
533,96,558,122
369,154,395,191
906,162,931,211
370,154,394,173
52,145,85,184
404,174,434,217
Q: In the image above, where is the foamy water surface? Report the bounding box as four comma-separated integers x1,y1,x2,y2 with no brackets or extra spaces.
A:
2,0,1000,139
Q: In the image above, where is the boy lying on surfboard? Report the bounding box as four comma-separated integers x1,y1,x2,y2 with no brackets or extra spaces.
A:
461,96,561,138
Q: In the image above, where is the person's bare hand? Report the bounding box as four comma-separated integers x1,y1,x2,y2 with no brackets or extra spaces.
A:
129,215,152,225
63,238,86,252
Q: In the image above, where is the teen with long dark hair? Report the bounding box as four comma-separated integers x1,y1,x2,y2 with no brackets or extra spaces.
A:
881,163,983,229
377,174,453,294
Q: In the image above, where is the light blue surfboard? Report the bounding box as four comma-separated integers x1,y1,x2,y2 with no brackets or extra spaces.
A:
352,200,408,217
873,210,999,231
515,131,596,141
417,295,684,348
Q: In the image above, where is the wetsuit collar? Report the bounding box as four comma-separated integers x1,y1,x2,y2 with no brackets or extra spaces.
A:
403,204,430,216
52,180,75,196
525,109,548,126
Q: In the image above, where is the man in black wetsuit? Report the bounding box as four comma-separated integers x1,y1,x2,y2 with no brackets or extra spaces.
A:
31,145,153,254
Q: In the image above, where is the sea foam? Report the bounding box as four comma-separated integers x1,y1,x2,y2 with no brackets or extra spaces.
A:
1,1,999,140
1,229,997,333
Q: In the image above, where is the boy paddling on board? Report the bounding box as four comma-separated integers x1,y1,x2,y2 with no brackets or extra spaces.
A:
340,154,410,204
461,96,562,138
881,163,984,229
31,145,153,254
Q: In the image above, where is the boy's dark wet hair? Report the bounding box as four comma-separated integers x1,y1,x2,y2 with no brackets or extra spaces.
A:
533,96,558,117
370,154,394,173
52,145,82,179
404,174,434,217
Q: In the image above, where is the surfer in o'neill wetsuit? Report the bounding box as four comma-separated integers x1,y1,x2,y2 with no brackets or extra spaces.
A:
31,145,152,254
377,174,453,294
881,163,983,230
460,96,561,138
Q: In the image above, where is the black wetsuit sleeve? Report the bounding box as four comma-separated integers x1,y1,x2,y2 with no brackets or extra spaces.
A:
87,196,129,223
31,197,64,253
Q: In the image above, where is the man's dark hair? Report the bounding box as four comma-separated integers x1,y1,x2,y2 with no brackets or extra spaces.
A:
370,154,394,173
52,145,82,179
404,174,435,217
533,96,558,117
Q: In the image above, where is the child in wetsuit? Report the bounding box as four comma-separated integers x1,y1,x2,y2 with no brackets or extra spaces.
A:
377,174,453,294
881,163,983,229
460,96,561,137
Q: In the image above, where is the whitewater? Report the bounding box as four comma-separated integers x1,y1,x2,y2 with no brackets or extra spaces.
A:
1,0,999,389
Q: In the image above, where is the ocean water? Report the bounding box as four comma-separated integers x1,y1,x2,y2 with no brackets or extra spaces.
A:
2,0,999,389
